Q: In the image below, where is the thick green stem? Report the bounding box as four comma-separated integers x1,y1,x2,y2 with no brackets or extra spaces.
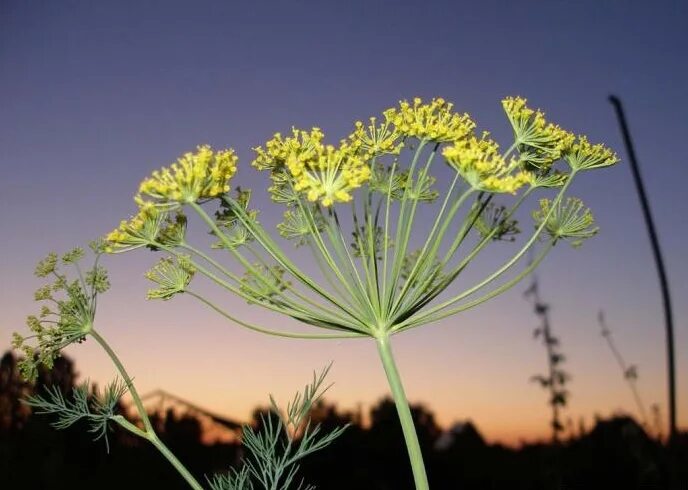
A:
376,334,429,490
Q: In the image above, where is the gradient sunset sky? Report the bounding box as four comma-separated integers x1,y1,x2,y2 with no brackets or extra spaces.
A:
1,1,686,445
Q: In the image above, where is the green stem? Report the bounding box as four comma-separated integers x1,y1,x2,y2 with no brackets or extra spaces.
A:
187,290,365,339
397,239,555,331
149,433,205,490
90,329,153,433
90,329,204,490
376,334,429,490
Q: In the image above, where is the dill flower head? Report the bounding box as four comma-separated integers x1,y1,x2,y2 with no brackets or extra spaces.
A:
502,97,575,170
474,203,520,241
563,135,619,171
443,133,531,194
13,249,109,382
145,256,195,300
289,142,371,207
384,97,475,143
532,197,598,247
277,208,325,247
137,145,238,207
105,204,166,253
252,128,325,172
348,116,404,158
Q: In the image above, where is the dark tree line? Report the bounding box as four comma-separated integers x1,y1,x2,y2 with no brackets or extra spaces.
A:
1,351,685,489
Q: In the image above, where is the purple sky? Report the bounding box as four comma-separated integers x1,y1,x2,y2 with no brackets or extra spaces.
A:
1,1,686,444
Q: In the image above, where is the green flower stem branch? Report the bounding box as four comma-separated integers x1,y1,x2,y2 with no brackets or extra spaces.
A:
186,290,365,340
93,96,618,489
397,174,576,331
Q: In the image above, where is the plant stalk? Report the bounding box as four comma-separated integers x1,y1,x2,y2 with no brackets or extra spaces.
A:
90,329,204,490
376,334,429,490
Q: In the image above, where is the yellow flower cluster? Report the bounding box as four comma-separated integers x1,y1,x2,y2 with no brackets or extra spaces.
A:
138,145,238,206
502,97,574,169
348,116,404,158
252,128,325,171
443,133,531,194
384,97,475,143
564,136,619,171
253,127,371,206
105,205,165,252
289,142,371,206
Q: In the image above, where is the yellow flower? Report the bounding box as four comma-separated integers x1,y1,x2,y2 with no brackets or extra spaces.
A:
502,97,574,169
443,133,530,194
252,128,325,171
290,142,371,207
348,116,404,158
564,135,619,171
137,145,238,206
105,204,165,252
384,97,475,143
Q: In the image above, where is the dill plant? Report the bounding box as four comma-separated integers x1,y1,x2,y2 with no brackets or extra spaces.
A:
13,96,618,489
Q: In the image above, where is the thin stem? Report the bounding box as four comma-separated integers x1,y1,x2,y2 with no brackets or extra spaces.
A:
305,238,354,306
376,334,429,490
380,160,398,313
404,175,576,327
189,203,320,314
296,198,371,318
390,180,469,318
186,290,366,338
397,240,555,331
218,195,358,320
157,243,351,330
89,329,204,490
90,329,153,433
387,141,427,308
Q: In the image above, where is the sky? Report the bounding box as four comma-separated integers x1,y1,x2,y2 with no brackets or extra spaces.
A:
1,0,687,446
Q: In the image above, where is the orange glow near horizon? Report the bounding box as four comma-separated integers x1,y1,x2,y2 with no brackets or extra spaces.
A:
3,282,680,449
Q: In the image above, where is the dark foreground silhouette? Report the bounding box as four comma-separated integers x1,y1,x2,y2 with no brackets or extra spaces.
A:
1,352,685,489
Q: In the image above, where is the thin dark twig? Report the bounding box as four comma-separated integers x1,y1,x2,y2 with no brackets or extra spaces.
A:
609,95,676,442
